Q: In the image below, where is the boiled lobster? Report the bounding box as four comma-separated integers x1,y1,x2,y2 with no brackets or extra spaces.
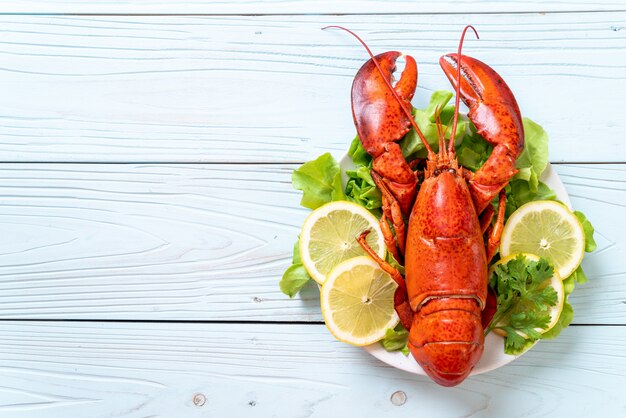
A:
328,26,524,386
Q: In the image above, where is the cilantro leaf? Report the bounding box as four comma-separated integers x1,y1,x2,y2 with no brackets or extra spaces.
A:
509,311,549,339
502,328,537,355
502,328,528,353
487,255,560,355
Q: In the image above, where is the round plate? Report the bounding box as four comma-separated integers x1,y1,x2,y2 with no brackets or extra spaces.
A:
339,155,570,375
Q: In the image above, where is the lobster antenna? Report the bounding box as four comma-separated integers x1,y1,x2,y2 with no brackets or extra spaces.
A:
323,25,435,158
434,104,448,159
448,25,480,155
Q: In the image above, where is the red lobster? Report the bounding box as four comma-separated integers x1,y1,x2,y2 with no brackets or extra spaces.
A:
327,26,524,386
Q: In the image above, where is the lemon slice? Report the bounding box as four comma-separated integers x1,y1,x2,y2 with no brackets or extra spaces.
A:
321,256,399,346
500,200,585,279
490,253,564,338
299,201,385,284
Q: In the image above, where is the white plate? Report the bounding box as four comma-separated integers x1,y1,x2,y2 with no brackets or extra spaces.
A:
339,154,570,375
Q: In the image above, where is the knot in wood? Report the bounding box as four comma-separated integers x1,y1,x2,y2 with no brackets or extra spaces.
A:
390,390,407,406
193,393,206,407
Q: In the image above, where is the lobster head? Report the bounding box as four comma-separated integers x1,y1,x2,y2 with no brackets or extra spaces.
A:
351,51,417,158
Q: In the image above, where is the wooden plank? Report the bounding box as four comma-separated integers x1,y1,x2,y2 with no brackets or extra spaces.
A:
0,163,621,322
0,14,624,163
1,0,624,14
0,321,624,417
0,163,312,320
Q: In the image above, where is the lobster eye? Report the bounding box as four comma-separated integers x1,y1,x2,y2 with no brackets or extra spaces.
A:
448,168,456,174
433,169,441,176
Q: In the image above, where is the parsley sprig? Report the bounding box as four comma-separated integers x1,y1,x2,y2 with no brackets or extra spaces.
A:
486,255,559,355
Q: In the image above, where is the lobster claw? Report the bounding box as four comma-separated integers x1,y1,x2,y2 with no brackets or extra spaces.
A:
439,54,524,213
352,52,418,215
352,51,417,157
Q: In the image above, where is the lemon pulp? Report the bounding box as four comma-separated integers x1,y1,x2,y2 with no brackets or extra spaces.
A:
321,256,399,346
500,200,585,279
299,201,385,284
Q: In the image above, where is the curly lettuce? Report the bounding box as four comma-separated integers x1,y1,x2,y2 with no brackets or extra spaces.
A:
291,152,345,210
345,137,382,212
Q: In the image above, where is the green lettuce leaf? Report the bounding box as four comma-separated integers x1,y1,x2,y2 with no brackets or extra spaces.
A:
346,137,383,212
279,240,312,297
292,152,345,210
574,211,597,252
455,124,493,171
513,118,549,192
345,175,382,211
280,264,311,298
400,90,468,159
348,135,371,167
570,265,588,285
541,301,574,340
505,179,557,220
380,324,410,356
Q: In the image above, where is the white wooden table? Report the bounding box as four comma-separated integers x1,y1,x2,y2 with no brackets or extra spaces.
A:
1,1,625,417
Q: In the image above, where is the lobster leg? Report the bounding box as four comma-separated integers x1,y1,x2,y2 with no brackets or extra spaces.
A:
380,212,401,263
479,205,495,234
357,231,413,331
373,171,406,258
485,189,507,262
440,54,524,214
371,143,418,216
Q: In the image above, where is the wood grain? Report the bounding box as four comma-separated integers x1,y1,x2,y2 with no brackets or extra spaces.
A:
0,14,625,163
0,163,621,322
0,321,624,418
2,0,625,14
0,5,622,417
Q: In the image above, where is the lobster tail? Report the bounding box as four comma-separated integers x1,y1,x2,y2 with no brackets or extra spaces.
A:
408,298,484,387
